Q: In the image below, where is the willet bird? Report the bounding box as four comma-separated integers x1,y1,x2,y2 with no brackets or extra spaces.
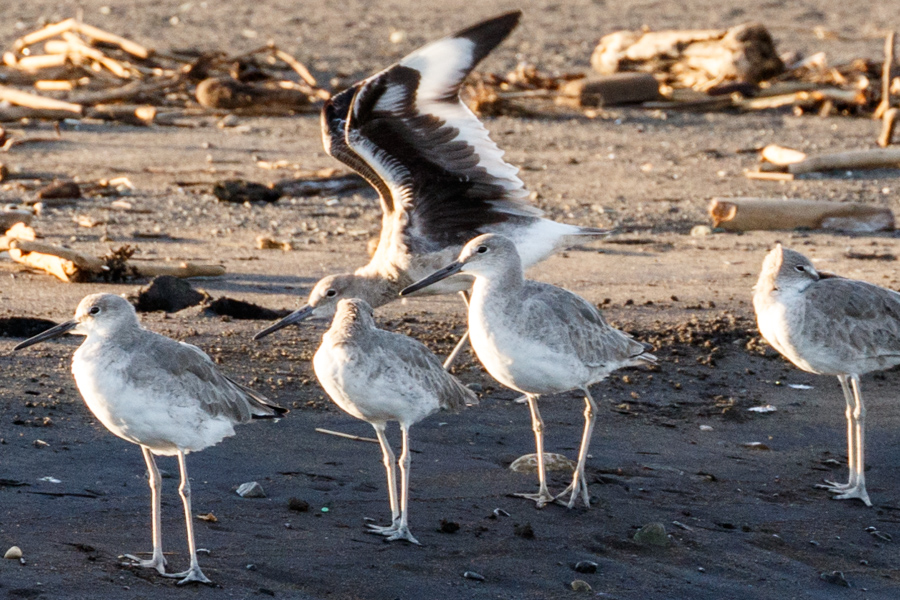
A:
14,294,286,584
310,298,476,543
754,244,900,507
402,234,656,508
254,11,609,364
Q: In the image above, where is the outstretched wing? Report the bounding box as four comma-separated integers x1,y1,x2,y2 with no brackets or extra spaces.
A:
335,11,542,252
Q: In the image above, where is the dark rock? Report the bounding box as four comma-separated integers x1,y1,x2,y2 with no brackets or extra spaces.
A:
573,560,598,574
204,297,290,320
213,179,282,203
820,571,850,587
132,276,207,313
38,180,81,200
513,523,534,539
288,498,310,512
438,519,460,534
634,522,669,547
0,317,58,339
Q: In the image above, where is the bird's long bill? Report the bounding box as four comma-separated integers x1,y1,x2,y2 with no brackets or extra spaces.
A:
253,305,314,341
14,320,78,351
400,262,464,297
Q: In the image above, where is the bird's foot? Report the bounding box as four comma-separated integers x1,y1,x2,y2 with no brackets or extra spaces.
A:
365,522,400,536
833,487,872,507
553,480,591,509
815,479,855,493
512,491,556,509
161,566,213,586
384,526,420,545
121,553,167,575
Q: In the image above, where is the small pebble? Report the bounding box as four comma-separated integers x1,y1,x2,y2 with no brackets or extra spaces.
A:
236,481,266,498
690,225,712,237
438,519,460,534
4,546,22,560
633,522,670,547
573,560,598,574
288,497,310,512
571,580,592,592
463,571,485,582
820,571,850,587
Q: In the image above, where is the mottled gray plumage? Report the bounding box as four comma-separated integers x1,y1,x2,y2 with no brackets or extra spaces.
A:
754,244,900,507
313,299,475,544
402,234,655,508
14,293,285,584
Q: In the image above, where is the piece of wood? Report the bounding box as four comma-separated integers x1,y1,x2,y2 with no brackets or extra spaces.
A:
57,33,132,78
744,170,794,181
878,107,899,147
75,22,150,59
68,77,182,106
12,18,77,51
85,104,156,125
13,54,69,71
556,73,660,107
760,144,807,166
34,80,76,91
787,148,900,174
272,48,317,87
709,197,894,232
9,239,104,271
0,85,82,114
131,263,226,278
314,428,379,444
874,31,895,120
195,77,313,113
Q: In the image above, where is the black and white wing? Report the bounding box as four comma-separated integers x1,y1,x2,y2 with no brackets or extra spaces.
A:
328,11,541,252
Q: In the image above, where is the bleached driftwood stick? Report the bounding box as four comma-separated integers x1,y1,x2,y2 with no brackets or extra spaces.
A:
787,148,900,174
874,31,895,120
709,197,894,232
0,85,82,114
878,107,899,147
760,144,807,166
314,428,379,444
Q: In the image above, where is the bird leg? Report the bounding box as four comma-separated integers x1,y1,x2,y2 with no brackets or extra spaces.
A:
833,376,872,506
366,423,402,536
817,376,861,493
160,451,212,585
442,291,471,371
555,388,596,508
513,395,556,508
122,446,167,574
382,424,420,544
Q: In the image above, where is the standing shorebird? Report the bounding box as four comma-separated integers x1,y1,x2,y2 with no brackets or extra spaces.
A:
14,294,286,584
309,299,476,543
254,11,609,362
754,244,900,507
402,234,656,508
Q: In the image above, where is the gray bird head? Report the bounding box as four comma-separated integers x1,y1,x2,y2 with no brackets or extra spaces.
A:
15,293,138,350
400,233,521,296
755,244,821,295
254,273,378,340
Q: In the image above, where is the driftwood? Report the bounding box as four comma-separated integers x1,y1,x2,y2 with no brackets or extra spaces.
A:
85,104,157,126
12,18,150,60
592,23,783,90
556,73,660,107
0,84,82,113
760,144,807,166
784,148,900,174
874,31,895,120
709,198,894,232
879,108,899,147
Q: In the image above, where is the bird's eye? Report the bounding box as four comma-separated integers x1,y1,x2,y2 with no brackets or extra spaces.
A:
326,289,337,298
89,306,101,315
476,246,488,254
794,265,806,273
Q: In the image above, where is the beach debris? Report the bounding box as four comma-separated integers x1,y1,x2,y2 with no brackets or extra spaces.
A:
37,180,81,200
256,235,292,251
819,571,851,587
878,108,898,147
276,173,368,197
314,427,379,444
4,546,23,560
756,144,900,175
0,208,32,230
236,481,266,498
1,223,226,282
742,442,771,451
213,180,282,204
463,571,485,582
203,297,289,320
748,405,777,413
570,580,593,593
555,73,660,108
132,276,207,313
708,198,894,232
0,317,57,338
196,513,218,522
573,560,598,574
509,453,576,474
633,522,670,547
592,23,784,90
438,519,460,534
0,19,328,124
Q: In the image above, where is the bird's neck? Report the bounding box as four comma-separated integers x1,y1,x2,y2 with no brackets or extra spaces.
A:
471,267,524,310
352,265,405,308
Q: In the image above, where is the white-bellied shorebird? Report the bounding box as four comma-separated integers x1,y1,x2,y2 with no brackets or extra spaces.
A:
254,11,609,366
15,294,286,584
402,234,655,508
309,298,476,543
754,244,900,507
